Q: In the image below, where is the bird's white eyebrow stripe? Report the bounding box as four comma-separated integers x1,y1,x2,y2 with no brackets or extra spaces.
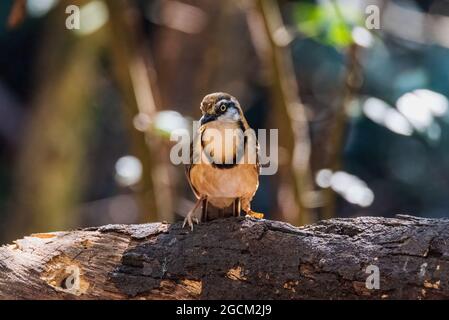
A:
216,99,230,106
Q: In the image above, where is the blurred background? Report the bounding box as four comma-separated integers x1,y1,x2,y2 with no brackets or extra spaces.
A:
1,0,449,243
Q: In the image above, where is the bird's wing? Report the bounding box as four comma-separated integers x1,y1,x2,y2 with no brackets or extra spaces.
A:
247,125,261,176
185,133,201,199
255,139,261,175
253,138,261,191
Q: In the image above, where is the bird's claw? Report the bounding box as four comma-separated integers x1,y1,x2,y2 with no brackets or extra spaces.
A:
183,212,200,231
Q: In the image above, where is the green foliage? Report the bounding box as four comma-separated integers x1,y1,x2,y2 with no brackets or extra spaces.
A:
293,2,363,48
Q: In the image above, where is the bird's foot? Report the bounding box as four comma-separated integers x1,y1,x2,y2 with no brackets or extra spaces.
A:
245,210,264,219
182,210,201,231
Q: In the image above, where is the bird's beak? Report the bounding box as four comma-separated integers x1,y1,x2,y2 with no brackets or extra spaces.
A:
200,113,216,126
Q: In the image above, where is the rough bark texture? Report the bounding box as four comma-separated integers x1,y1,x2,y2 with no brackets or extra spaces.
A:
1,215,448,300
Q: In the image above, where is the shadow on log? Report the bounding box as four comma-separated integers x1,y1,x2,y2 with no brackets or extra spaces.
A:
1,215,449,299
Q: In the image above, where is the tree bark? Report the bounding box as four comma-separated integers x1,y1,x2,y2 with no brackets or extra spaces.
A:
1,215,448,300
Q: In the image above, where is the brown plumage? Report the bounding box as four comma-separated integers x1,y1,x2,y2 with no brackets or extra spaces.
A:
184,92,263,229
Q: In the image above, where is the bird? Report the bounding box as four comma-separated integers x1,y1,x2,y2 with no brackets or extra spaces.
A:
184,92,263,229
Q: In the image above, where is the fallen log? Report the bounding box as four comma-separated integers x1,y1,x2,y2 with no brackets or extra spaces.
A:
0,215,448,299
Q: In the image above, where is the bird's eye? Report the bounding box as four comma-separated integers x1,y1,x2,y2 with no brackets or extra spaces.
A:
220,104,227,112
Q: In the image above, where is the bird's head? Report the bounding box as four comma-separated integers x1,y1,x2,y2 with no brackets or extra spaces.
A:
199,92,243,126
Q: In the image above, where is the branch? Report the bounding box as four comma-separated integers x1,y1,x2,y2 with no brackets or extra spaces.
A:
254,0,315,225
1,215,448,299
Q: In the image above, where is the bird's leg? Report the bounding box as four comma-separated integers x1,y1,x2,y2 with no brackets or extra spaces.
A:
233,198,241,217
201,197,208,223
183,196,204,230
241,198,264,219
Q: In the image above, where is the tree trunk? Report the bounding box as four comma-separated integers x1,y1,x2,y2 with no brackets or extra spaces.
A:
1,215,448,299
